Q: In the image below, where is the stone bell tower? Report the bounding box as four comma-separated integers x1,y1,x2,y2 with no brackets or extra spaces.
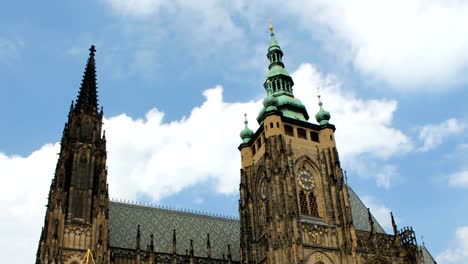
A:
238,25,357,264
36,46,110,264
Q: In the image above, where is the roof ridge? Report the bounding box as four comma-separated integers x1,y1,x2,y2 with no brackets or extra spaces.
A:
110,197,239,221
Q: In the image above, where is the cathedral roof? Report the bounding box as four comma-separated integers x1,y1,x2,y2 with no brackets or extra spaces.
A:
348,187,386,234
109,186,387,260
108,201,240,261
421,245,437,264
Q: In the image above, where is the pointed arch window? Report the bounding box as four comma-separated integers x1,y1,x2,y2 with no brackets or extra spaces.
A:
72,191,84,219
299,191,309,215
309,193,319,217
75,155,88,190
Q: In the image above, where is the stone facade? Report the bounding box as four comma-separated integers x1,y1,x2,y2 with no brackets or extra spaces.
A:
36,31,437,264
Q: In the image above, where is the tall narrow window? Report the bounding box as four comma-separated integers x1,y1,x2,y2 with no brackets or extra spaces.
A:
98,224,103,243
299,191,309,215
309,193,319,217
297,128,307,139
73,191,84,219
285,125,294,136
75,156,88,190
310,131,319,142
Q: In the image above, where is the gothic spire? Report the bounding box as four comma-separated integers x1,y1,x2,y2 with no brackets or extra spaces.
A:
136,225,141,250
75,45,99,114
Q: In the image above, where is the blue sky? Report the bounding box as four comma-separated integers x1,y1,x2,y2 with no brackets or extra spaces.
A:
1,0,468,263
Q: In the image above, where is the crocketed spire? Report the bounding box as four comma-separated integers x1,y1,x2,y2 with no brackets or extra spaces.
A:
75,45,99,114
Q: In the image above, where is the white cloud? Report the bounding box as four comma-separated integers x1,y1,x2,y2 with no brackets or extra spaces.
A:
0,143,60,263
104,0,245,48
448,169,468,188
361,195,393,232
292,63,411,187
105,87,260,200
375,165,399,189
293,64,413,159
0,63,409,262
418,118,466,152
285,0,468,89
436,226,468,263
103,0,468,89
104,0,170,16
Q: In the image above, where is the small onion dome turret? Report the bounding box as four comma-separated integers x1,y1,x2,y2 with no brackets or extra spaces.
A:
315,95,331,125
240,114,254,143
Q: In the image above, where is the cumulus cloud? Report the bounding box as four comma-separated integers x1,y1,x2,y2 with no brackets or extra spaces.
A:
285,0,468,89
105,87,260,200
436,226,468,263
292,64,412,160
0,143,60,263
1,63,409,262
361,196,393,232
292,64,410,188
418,118,466,152
448,170,468,188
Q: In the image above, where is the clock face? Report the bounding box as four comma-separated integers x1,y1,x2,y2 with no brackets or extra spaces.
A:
261,180,267,199
299,170,315,190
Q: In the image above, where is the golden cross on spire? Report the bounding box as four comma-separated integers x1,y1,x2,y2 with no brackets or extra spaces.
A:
269,18,274,31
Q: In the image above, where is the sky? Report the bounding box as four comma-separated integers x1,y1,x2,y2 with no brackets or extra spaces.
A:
1,0,468,263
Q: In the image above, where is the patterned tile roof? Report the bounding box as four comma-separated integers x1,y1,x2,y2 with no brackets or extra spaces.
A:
348,187,387,234
421,245,437,264
109,201,240,261
108,186,386,261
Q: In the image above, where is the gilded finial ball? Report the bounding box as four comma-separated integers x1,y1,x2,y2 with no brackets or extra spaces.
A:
269,24,273,31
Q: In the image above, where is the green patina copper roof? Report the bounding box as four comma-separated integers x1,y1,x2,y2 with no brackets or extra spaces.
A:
109,201,240,261
315,95,331,126
266,64,290,79
268,28,281,52
257,25,309,124
240,114,254,144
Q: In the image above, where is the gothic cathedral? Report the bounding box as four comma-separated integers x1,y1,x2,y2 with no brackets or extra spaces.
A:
36,27,436,264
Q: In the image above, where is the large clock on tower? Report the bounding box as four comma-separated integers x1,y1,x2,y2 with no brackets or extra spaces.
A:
298,170,315,190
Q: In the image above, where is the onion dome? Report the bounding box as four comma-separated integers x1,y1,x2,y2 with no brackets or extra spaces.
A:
315,95,331,125
240,114,254,143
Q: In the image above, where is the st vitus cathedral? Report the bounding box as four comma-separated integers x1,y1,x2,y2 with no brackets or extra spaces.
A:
36,26,437,264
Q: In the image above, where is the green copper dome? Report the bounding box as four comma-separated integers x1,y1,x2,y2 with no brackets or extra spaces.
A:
256,25,310,124
315,96,331,125
240,114,254,143
263,82,279,112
